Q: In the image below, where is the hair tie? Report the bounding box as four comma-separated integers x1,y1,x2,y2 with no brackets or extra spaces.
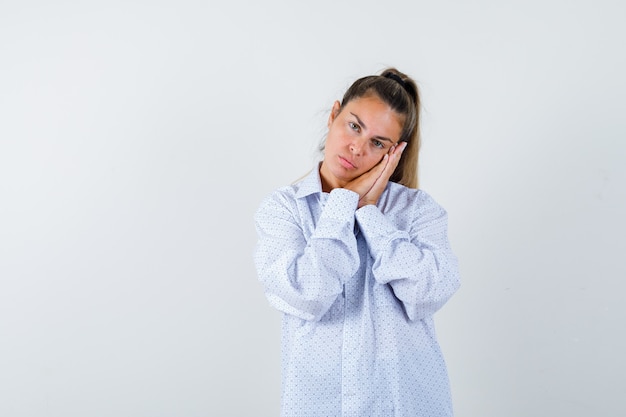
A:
384,73,412,96
385,72,405,85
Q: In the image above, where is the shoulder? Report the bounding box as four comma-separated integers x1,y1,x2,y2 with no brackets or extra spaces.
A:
258,167,321,208
255,175,312,221
256,185,296,214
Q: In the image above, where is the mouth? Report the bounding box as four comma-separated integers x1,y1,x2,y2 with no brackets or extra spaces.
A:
338,155,356,169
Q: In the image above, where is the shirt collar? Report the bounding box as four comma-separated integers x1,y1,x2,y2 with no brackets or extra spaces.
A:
294,163,324,199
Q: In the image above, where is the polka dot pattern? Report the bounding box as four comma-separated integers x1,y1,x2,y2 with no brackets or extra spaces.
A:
254,167,460,417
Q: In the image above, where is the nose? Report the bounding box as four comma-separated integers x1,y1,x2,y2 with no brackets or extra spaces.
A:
349,139,364,155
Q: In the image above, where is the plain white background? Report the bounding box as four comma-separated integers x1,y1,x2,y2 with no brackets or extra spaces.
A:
1,1,624,416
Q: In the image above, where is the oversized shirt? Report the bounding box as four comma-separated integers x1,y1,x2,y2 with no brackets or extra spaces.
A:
254,166,461,417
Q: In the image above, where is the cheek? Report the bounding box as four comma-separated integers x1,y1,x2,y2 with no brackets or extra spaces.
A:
362,154,384,171
325,131,344,151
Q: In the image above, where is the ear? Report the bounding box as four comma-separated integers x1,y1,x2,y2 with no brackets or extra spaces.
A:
327,100,341,128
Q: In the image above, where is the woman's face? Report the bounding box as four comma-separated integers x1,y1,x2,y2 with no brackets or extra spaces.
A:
320,95,404,191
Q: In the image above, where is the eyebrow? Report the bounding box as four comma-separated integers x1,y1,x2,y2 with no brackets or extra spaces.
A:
350,112,396,144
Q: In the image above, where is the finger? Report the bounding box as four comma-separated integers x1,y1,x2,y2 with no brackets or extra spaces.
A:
392,141,407,157
375,143,404,181
345,154,388,197
386,143,404,167
389,142,407,165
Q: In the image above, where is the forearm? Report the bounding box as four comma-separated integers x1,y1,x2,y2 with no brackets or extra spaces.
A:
254,189,361,321
355,203,460,321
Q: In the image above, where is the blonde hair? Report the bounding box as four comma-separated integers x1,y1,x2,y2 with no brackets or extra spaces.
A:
334,67,421,188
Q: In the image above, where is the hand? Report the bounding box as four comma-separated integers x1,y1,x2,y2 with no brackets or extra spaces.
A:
345,142,407,208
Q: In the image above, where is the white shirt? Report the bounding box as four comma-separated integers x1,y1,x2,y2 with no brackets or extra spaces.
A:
254,166,461,417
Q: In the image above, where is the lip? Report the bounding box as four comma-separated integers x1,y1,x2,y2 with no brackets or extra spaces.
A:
338,155,356,169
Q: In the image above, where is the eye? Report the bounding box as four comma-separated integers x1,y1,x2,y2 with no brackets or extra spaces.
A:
348,121,361,133
372,139,384,149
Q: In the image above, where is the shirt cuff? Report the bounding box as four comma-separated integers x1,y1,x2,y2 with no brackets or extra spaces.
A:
313,188,359,239
355,204,410,255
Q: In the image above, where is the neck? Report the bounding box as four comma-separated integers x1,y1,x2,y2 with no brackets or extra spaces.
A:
319,161,343,192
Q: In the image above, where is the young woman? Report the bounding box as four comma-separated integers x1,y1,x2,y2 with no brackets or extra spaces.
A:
254,68,460,417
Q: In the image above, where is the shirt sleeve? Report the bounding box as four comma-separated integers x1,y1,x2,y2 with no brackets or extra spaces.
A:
254,188,361,321
354,191,460,321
